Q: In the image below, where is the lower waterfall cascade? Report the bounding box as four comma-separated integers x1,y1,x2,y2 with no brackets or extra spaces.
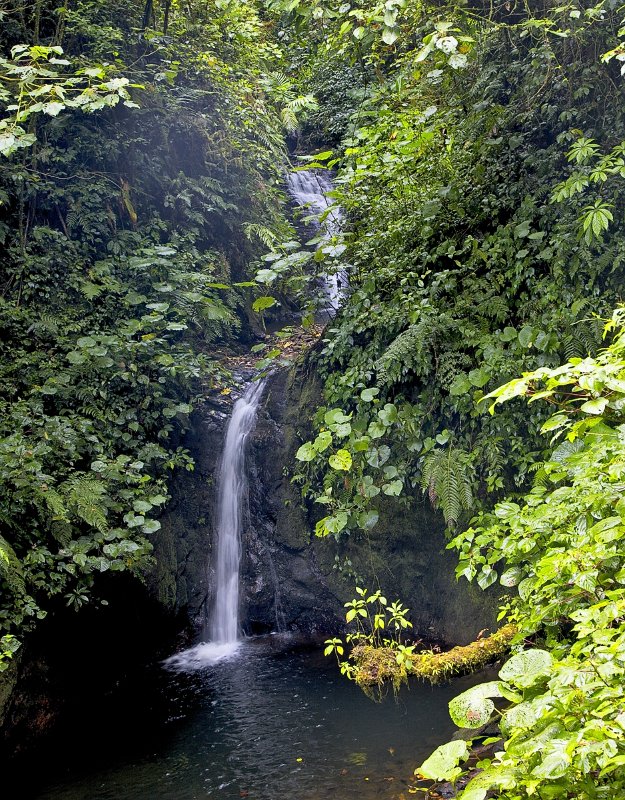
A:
210,380,266,645
166,380,265,668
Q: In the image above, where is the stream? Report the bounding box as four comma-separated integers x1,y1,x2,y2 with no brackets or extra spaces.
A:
27,637,490,800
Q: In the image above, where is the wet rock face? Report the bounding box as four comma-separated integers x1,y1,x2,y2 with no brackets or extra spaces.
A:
151,369,345,638
152,359,498,646
239,363,498,646
243,367,345,636
149,391,232,629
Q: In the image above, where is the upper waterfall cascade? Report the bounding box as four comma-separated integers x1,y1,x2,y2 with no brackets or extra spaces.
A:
286,169,348,312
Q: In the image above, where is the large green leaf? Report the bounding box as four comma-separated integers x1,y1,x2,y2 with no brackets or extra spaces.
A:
417,740,469,782
532,739,573,779
500,698,543,736
449,681,502,728
499,650,553,688
328,449,352,471
296,442,317,462
252,295,277,312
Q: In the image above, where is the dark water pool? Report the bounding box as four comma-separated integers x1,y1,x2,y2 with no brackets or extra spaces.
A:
28,636,486,800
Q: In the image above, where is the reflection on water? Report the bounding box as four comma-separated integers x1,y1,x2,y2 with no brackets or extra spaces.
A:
32,636,486,800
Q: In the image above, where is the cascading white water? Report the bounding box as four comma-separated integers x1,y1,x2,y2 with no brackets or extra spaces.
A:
286,170,348,312
166,380,265,669
209,379,265,650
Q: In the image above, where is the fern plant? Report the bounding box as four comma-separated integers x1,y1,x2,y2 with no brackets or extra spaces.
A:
60,476,108,533
243,223,280,250
420,446,474,529
374,320,435,387
259,71,318,132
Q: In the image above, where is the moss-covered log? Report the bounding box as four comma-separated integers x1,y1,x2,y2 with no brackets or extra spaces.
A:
352,624,518,691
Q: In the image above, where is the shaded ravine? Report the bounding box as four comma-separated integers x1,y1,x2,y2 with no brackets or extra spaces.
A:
21,372,497,798
16,359,499,799
4,162,498,799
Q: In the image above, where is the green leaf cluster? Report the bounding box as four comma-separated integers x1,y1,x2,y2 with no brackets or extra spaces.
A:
282,0,625,538
436,307,625,799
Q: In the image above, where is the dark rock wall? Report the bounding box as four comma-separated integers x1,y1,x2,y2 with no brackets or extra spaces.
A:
150,368,343,639
243,367,344,635
153,358,498,646
241,361,499,646
148,399,229,630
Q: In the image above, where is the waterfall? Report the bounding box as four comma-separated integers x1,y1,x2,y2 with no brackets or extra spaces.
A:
286,170,348,312
163,380,265,669
209,380,265,650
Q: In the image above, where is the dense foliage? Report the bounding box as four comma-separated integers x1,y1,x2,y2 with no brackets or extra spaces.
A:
0,0,308,667
268,1,625,798
4,1,625,796
279,0,625,536
413,308,625,799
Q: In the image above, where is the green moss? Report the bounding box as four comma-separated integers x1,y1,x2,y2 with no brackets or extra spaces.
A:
351,644,409,694
149,523,179,611
352,624,518,689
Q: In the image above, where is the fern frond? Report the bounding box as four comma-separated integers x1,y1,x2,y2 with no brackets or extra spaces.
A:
27,314,61,336
43,487,68,518
574,319,602,357
477,295,508,322
562,334,582,360
530,463,549,488
374,315,452,388
420,446,473,528
61,476,108,533
288,95,317,112
243,222,279,249
50,521,73,547
0,534,25,595
253,126,286,151
270,71,290,88
280,107,299,132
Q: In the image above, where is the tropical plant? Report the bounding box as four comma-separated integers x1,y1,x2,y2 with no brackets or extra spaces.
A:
324,585,415,682
411,306,625,799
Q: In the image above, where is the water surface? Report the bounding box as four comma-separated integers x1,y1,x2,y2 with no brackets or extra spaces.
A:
31,636,488,800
